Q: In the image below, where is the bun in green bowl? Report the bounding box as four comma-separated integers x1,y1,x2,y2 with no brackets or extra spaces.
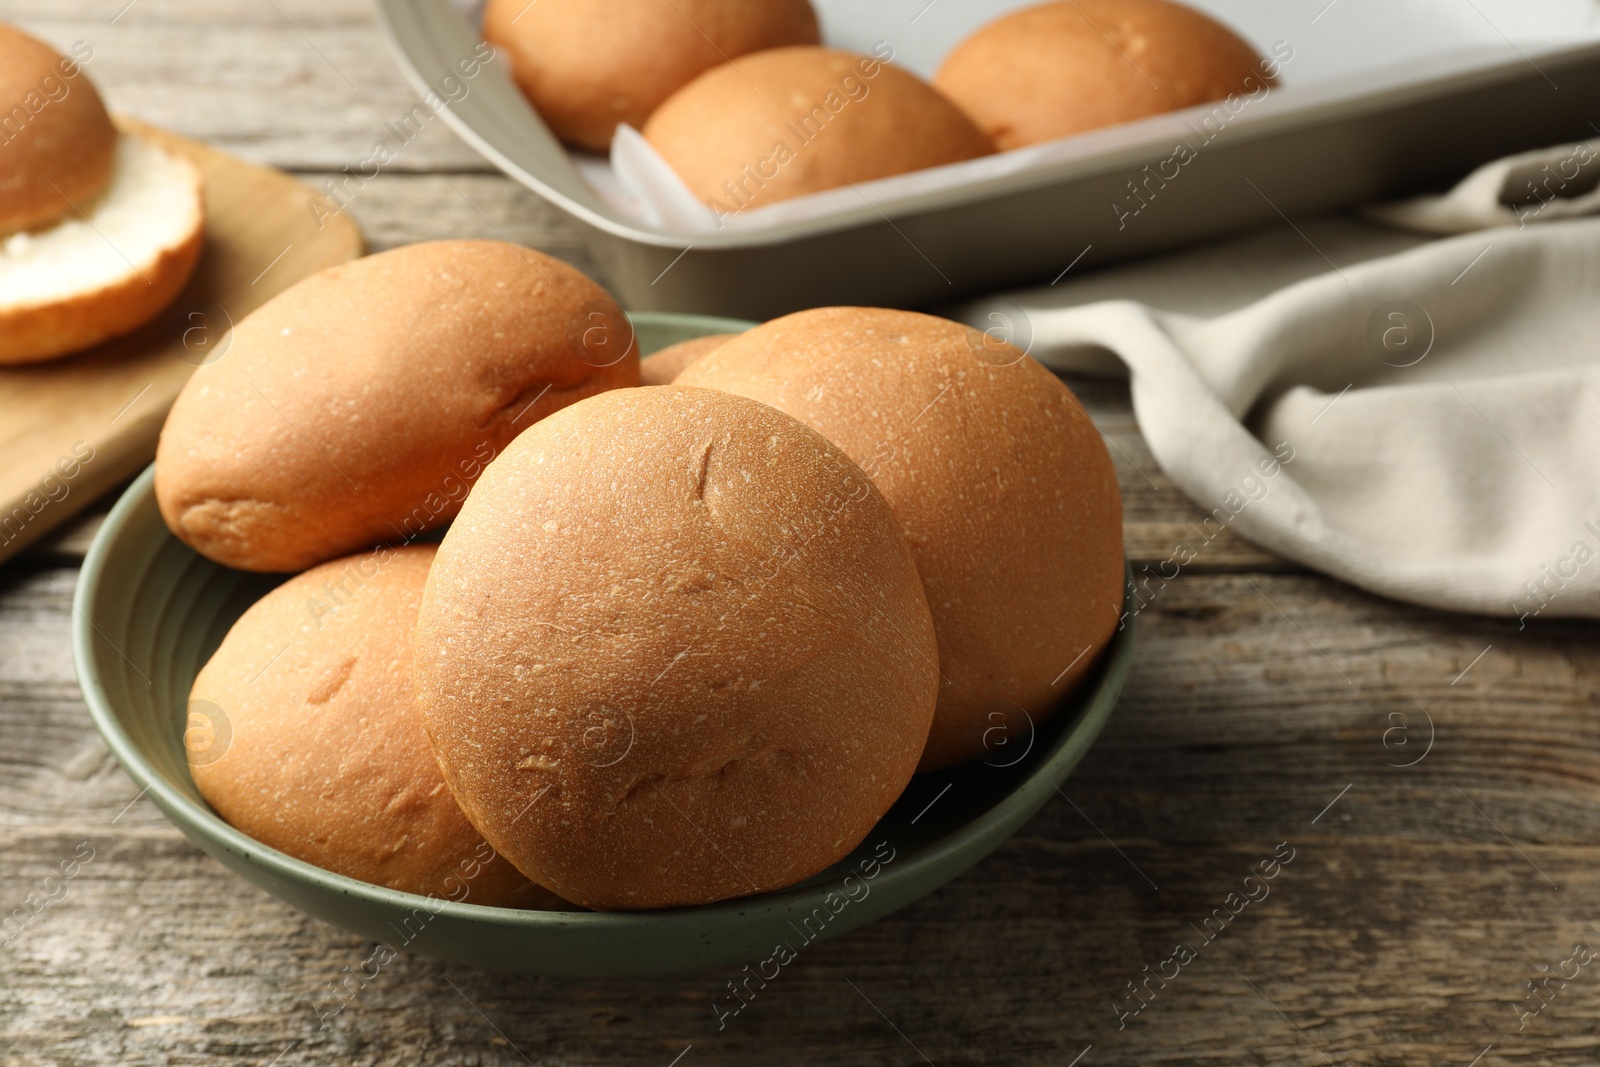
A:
72,311,1134,977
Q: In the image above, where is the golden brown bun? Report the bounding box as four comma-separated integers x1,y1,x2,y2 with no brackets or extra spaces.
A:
639,332,735,385
415,386,939,910
483,0,820,152
155,240,638,573
187,545,558,907
0,25,116,233
934,0,1272,149
644,47,994,213
678,308,1124,771
0,133,204,365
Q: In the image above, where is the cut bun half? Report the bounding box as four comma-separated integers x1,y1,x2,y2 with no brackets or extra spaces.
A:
0,132,204,364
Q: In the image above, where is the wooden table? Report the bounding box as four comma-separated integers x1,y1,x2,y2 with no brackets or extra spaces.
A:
4,3,1596,1064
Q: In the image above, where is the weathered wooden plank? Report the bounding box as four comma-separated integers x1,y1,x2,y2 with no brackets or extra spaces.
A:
2,827,1598,1065
4,564,1600,1064
3,0,1589,1064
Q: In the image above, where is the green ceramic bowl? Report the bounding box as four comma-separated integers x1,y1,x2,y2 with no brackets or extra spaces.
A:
73,312,1136,977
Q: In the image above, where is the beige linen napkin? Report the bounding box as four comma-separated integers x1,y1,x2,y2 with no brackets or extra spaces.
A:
958,140,1600,621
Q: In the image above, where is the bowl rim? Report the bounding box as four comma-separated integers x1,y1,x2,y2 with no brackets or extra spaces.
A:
72,347,1136,930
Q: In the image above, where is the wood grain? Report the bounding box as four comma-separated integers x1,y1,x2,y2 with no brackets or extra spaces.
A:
0,121,362,564
1,2,1595,1066
3,563,1598,1066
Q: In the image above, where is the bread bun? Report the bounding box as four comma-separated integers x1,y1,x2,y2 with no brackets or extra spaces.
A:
483,0,820,152
187,545,554,907
644,47,993,214
155,240,637,573
934,0,1272,149
0,133,203,364
639,332,735,385
677,308,1123,771
0,24,116,234
415,386,939,909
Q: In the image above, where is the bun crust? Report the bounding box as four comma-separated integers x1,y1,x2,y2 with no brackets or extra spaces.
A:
415,386,939,910
483,0,821,152
934,0,1272,149
187,545,552,907
639,332,735,386
644,47,993,213
678,308,1124,771
0,24,116,233
155,240,637,572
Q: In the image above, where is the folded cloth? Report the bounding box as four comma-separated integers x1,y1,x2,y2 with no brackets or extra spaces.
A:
957,139,1600,621
1365,138,1600,234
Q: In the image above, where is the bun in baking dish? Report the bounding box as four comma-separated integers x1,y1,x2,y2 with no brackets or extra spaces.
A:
644,46,993,215
414,385,939,910
934,0,1274,149
155,239,638,572
187,545,554,907
678,307,1124,771
483,0,821,152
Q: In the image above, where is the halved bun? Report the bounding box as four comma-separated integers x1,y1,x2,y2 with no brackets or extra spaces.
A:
0,23,117,233
0,133,203,364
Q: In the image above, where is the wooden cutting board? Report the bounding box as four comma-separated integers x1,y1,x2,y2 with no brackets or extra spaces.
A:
0,118,362,565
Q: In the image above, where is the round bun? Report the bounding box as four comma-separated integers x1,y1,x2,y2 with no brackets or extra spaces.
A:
934,0,1272,149
639,332,735,385
483,0,820,152
187,545,554,907
0,133,203,364
0,24,116,234
155,239,638,573
677,308,1124,771
644,47,994,213
415,386,939,910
